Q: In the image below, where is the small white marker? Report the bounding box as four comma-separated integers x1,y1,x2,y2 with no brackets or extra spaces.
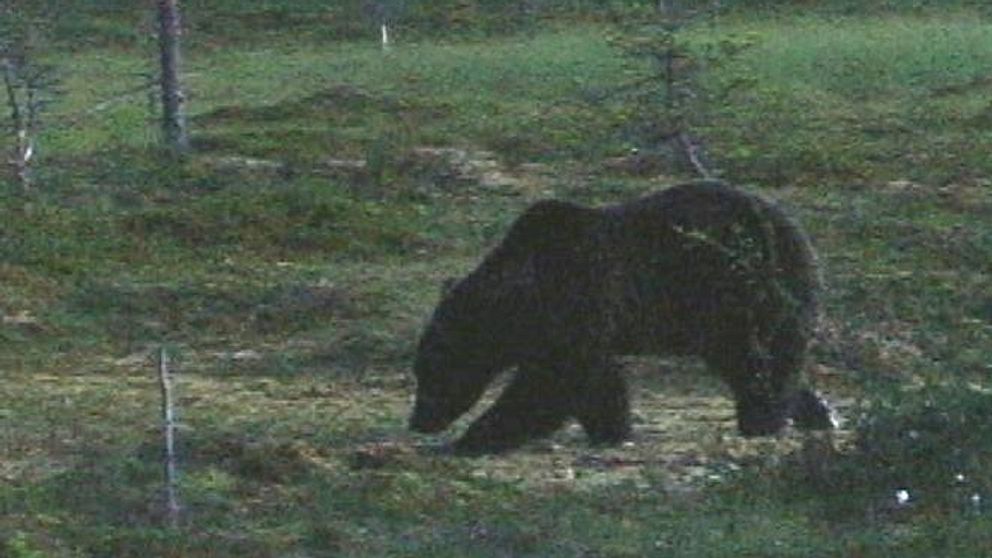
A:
895,489,910,506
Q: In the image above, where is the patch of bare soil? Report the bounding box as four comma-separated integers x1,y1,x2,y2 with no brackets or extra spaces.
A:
200,145,554,198
341,362,857,493
441,388,853,493
5,347,855,500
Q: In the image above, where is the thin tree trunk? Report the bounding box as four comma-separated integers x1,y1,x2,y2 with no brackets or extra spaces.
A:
158,346,181,527
1,59,33,188
156,0,189,154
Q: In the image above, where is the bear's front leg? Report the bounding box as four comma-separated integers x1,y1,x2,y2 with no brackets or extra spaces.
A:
570,358,632,446
712,350,789,437
453,365,571,456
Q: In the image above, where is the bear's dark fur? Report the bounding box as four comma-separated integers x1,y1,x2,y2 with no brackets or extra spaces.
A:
410,180,831,455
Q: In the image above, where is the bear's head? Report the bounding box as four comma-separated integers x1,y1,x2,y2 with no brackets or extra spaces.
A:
408,280,505,433
409,199,601,435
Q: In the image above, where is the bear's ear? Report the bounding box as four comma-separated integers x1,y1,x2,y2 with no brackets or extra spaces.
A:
440,276,458,295
503,199,600,252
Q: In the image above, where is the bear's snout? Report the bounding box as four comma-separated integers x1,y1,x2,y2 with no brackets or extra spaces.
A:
409,403,448,434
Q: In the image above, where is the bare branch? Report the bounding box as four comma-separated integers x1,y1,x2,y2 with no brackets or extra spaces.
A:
678,131,714,179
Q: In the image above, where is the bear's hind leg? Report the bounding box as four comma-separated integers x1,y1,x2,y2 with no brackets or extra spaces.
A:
571,359,632,446
453,365,571,456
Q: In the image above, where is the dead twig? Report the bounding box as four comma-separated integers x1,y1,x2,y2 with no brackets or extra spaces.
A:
677,131,714,179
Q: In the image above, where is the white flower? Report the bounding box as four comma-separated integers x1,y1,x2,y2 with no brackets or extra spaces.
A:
895,489,910,505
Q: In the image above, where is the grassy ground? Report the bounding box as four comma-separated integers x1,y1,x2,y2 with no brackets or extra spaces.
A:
2,3,992,556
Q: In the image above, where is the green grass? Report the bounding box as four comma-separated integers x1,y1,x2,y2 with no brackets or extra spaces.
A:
2,3,992,556
42,26,631,168
693,13,992,184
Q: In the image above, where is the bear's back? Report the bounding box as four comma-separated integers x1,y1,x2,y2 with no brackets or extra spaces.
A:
606,180,770,231
595,180,819,353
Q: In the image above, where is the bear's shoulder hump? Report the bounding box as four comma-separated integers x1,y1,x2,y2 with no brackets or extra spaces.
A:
503,198,601,250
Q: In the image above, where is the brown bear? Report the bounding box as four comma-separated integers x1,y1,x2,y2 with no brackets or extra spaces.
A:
410,180,833,455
